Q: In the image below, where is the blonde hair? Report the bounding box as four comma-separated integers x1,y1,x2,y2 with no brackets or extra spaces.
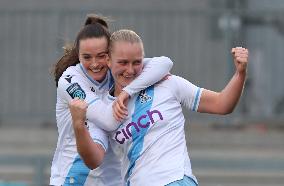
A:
109,29,144,55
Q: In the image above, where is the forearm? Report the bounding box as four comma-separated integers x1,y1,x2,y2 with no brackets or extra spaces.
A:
87,100,119,131
73,119,105,169
219,71,246,114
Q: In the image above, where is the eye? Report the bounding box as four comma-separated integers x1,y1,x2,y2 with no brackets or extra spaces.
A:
82,55,92,60
96,54,107,60
84,56,91,60
133,60,142,65
118,60,128,65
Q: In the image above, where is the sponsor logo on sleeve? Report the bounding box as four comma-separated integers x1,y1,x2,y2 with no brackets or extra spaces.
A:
66,83,86,99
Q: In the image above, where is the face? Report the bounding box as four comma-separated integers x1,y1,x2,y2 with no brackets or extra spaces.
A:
79,37,109,82
108,41,144,95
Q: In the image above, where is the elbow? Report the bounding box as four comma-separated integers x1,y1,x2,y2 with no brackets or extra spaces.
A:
77,149,104,170
161,56,173,70
226,108,234,115
103,123,118,132
220,110,233,115
80,153,103,170
98,122,118,132
218,107,234,115
153,56,173,71
84,159,102,170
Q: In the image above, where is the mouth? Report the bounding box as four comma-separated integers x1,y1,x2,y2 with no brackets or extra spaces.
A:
122,75,135,80
122,75,136,82
89,66,105,73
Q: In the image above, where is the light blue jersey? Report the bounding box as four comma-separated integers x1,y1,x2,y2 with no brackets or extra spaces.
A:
94,75,202,186
50,57,173,186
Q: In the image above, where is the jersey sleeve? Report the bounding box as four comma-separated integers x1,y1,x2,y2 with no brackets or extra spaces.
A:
86,99,120,131
171,75,203,112
57,73,100,104
87,121,109,151
58,73,119,131
122,56,173,97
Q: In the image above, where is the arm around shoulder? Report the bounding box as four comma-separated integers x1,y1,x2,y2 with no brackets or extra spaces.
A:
123,56,173,97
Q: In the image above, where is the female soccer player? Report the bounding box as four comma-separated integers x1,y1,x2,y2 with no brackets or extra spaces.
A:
50,14,173,186
69,29,248,186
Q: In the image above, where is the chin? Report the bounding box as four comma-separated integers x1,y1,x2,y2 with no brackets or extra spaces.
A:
125,79,135,86
92,73,107,82
119,82,130,88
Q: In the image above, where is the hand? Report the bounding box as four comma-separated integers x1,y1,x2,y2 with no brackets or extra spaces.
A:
69,98,88,123
231,47,249,74
112,91,129,122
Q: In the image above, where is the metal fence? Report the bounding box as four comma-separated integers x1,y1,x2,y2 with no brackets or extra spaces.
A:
1,6,284,126
0,1,284,185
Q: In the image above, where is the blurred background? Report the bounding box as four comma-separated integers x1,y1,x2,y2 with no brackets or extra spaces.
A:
0,0,284,185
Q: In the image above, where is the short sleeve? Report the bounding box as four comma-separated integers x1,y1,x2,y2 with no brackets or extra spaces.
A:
57,72,100,104
87,121,109,151
171,75,203,112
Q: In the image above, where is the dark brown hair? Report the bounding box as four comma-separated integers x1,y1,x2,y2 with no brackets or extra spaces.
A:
53,14,111,86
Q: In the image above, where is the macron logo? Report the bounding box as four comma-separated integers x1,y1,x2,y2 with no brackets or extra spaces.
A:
114,109,163,144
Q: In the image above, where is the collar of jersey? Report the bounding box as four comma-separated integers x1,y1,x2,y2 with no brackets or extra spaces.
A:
79,63,108,90
107,85,116,101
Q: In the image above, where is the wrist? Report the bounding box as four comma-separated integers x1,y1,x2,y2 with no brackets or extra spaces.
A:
72,118,86,127
122,90,131,98
236,69,247,77
122,87,133,98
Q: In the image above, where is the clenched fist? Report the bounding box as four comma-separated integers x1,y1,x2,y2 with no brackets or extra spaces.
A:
69,98,88,123
231,47,249,73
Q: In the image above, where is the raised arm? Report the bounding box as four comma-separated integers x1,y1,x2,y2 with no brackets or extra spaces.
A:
198,47,249,114
69,98,106,169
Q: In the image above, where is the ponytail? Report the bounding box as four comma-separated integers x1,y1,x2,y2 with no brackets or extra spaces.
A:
84,14,109,28
53,44,78,86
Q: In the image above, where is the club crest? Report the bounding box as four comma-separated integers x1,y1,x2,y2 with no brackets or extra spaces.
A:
139,90,152,104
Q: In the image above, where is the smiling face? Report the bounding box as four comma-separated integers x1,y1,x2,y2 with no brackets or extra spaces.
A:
108,41,144,96
79,37,109,82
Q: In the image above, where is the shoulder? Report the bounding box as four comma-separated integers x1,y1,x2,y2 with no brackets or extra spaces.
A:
156,74,184,87
61,65,80,78
155,74,199,98
58,65,84,87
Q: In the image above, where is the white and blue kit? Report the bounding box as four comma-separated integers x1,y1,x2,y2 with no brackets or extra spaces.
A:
50,57,173,186
93,75,202,186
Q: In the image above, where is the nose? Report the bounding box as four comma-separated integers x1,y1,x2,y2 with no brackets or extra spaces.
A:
126,64,135,75
92,58,98,64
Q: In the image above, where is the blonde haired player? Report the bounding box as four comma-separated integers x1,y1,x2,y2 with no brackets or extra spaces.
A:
69,29,249,186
